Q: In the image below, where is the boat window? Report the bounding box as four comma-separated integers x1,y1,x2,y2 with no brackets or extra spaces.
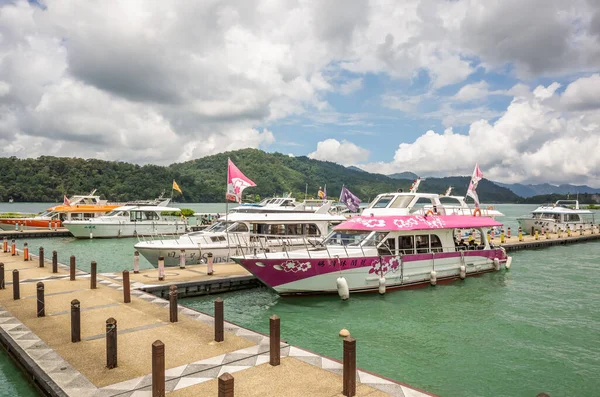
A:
430,234,443,253
567,214,581,222
390,195,414,208
415,235,429,253
362,232,388,247
371,195,395,208
206,222,233,233
378,237,396,256
83,213,94,220
305,224,319,236
71,213,83,221
439,197,461,205
285,224,302,235
323,230,372,246
399,235,414,255
228,223,249,232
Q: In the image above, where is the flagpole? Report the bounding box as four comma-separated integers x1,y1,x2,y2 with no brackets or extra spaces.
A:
305,183,308,201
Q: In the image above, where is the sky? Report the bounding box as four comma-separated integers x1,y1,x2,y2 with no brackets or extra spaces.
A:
0,0,599,186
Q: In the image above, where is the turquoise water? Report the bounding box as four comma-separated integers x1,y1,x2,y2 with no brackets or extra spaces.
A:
2,204,600,396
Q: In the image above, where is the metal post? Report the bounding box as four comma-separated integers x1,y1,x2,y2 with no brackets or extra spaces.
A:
71,299,81,343
123,270,131,303
169,285,178,323
90,261,97,289
158,256,165,281
11,240,16,256
207,252,214,275
133,251,140,274
179,249,186,269
70,255,76,281
218,373,234,397
12,270,19,300
343,336,356,397
0,263,4,290
23,243,29,261
270,315,280,366
38,247,44,267
152,340,165,397
36,282,45,317
2,237,7,253
52,250,57,273
106,318,118,369
214,297,224,342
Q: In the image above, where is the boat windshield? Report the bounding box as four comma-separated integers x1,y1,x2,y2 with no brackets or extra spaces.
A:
204,221,235,233
39,211,55,217
323,230,373,246
105,210,122,217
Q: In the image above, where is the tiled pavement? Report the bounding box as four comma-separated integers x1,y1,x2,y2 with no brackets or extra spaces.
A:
0,250,435,397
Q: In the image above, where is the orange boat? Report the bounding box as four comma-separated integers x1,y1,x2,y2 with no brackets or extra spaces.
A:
0,190,122,231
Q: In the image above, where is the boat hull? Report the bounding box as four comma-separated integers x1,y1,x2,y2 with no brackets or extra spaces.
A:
0,218,56,230
63,221,187,239
233,249,508,295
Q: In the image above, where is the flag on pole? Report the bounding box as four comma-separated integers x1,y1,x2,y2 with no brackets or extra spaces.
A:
172,180,182,194
466,163,483,208
339,186,361,212
63,195,71,206
226,158,256,203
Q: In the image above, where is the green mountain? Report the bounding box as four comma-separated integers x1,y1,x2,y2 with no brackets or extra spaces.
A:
388,172,419,180
0,149,521,203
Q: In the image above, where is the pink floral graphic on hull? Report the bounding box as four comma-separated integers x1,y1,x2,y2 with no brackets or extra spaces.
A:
368,257,401,276
280,260,312,273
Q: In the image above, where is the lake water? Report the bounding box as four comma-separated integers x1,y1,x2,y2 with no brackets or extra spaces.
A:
1,204,599,396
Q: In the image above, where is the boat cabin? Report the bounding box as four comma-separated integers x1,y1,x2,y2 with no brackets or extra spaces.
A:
362,193,445,216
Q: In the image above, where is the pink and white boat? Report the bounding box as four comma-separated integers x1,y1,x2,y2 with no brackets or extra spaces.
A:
231,214,512,296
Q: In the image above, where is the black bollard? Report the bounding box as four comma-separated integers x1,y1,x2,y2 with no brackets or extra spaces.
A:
90,261,97,289
215,298,224,342
12,270,19,300
106,318,118,369
52,250,58,273
38,247,44,268
71,299,81,343
69,255,76,281
36,282,45,317
169,285,178,323
0,263,4,290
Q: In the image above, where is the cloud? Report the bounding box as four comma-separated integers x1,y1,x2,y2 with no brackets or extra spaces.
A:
339,78,363,95
560,74,600,111
308,139,369,165
361,78,600,186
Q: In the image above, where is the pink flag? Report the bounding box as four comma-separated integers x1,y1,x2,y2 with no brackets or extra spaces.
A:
466,163,483,208
63,195,71,206
226,158,256,203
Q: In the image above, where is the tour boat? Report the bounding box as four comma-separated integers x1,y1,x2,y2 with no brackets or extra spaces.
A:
0,191,120,231
230,196,334,214
516,200,595,234
231,214,512,296
362,191,504,217
63,203,184,239
134,208,347,267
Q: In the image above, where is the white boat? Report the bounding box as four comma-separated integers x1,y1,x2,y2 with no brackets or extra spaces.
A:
63,204,186,239
362,192,504,217
134,208,347,267
516,200,595,234
230,196,334,214
231,214,512,296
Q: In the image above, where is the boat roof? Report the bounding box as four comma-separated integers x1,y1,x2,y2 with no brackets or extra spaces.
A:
112,205,181,212
334,214,502,232
218,212,346,222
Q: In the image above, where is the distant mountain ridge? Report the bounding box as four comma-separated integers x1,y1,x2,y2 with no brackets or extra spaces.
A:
387,172,419,180
495,182,600,198
0,149,520,203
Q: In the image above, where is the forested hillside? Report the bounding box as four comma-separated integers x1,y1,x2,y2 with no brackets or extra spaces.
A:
0,149,520,203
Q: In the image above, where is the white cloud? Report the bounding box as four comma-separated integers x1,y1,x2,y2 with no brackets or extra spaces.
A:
339,78,363,95
308,139,370,166
361,78,600,186
560,74,600,111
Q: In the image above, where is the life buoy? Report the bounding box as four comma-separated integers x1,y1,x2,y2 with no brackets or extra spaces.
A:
473,208,482,216
425,210,435,216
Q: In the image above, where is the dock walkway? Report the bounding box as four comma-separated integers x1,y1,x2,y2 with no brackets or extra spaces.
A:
0,249,435,397
498,228,600,251
0,228,72,239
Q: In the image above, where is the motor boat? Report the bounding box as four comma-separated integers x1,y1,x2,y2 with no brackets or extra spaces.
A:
63,202,183,239
231,214,511,296
0,190,120,231
134,207,346,267
516,200,595,234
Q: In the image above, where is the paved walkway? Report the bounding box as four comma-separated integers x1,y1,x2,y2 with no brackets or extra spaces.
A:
0,250,436,397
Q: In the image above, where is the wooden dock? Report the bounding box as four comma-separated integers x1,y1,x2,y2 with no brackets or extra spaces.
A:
0,228,72,239
498,228,600,251
100,263,261,299
0,249,435,397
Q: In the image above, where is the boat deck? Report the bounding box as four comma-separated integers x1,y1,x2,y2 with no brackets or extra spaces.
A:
0,249,435,397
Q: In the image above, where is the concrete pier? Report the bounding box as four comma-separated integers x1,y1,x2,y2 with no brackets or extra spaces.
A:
0,249,435,397
0,229,72,239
